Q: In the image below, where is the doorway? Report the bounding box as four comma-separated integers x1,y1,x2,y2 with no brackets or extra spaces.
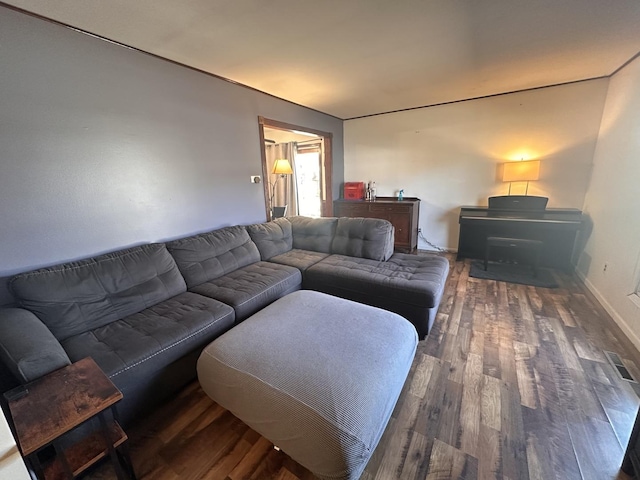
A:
258,116,333,221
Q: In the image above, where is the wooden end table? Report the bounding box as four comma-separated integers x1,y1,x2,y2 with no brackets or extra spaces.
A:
5,357,137,480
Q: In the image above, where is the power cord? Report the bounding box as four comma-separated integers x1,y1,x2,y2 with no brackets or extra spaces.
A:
418,230,447,253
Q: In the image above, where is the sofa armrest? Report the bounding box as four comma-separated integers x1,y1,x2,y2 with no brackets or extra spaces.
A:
0,308,71,384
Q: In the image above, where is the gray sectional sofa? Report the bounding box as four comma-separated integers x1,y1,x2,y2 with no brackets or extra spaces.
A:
0,215,449,424
247,216,448,337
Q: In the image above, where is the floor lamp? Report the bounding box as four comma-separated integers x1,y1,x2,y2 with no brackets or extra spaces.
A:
270,158,293,218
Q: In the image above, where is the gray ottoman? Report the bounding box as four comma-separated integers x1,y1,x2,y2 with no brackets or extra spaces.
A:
197,290,417,480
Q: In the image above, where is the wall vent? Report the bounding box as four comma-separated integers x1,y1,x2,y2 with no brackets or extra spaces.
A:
604,351,638,383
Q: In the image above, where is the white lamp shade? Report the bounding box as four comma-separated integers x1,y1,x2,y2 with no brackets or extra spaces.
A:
503,160,540,182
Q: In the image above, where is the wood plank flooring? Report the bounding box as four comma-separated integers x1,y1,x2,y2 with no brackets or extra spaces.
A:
87,255,640,480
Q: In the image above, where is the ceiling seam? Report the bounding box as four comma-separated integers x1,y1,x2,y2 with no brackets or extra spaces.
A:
2,1,637,122
344,76,611,120
610,50,640,77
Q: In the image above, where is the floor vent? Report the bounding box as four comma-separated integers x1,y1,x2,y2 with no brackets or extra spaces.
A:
604,350,638,383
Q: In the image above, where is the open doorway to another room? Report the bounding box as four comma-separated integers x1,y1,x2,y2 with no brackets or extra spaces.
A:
258,117,333,221
295,141,322,217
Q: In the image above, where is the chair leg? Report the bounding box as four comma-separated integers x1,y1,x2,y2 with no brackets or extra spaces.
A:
532,248,540,277
484,245,490,271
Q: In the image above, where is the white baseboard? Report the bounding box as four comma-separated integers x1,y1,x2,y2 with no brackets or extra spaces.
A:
575,270,640,352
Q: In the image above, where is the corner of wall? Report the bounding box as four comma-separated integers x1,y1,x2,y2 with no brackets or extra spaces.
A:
575,269,640,352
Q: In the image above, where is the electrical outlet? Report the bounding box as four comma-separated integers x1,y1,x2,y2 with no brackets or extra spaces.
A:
250,175,261,184
603,262,608,272
418,228,422,233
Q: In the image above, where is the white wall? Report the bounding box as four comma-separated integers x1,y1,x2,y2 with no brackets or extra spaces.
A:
578,56,640,349
344,80,609,250
0,7,343,305
0,412,30,480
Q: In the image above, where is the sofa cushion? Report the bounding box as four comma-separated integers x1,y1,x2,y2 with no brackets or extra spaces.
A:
331,217,395,261
9,244,187,341
166,226,261,288
268,249,330,272
304,253,449,337
190,262,301,322
289,216,337,253
305,253,449,309
62,292,235,392
246,218,293,260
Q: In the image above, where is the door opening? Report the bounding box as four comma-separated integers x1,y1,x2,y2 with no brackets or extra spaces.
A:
295,145,322,217
258,116,333,221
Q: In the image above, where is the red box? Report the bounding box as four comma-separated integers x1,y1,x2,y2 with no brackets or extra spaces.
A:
344,182,365,200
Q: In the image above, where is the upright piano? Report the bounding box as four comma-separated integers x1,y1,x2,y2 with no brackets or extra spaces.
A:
457,196,583,271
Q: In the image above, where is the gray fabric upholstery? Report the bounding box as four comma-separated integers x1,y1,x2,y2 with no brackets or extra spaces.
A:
166,225,260,288
198,291,417,480
304,253,450,338
268,249,330,272
63,291,235,423
190,261,301,322
0,308,71,383
246,218,293,260
62,292,234,378
9,244,186,341
289,216,338,253
331,217,395,261
170,225,302,322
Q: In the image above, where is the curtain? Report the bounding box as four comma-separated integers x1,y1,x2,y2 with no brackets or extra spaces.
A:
265,142,298,217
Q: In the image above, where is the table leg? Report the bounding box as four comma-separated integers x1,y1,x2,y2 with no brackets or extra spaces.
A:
26,453,46,480
117,440,138,480
97,411,127,480
52,438,75,479
110,405,138,480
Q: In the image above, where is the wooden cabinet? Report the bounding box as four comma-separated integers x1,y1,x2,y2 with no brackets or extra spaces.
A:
334,197,420,252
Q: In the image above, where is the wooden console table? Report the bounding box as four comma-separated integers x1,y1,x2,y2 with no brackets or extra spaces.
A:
334,197,420,252
5,357,136,480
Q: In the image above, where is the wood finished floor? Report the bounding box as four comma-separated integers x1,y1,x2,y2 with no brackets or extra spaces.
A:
87,255,640,480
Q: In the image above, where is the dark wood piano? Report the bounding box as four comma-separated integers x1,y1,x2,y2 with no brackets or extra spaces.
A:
457,196,583,271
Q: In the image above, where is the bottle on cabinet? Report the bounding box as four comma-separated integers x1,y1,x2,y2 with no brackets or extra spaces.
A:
366,181,377,201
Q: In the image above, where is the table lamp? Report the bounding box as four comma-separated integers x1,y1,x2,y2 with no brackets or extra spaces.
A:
502,159,540,195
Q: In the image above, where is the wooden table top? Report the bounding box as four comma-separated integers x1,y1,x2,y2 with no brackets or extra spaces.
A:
7,357,122,456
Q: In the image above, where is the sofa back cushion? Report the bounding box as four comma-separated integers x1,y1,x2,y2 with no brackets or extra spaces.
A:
289,216,338,253
331,217,395,261
246,218,293,260
9,244,186,341
166,225,260,288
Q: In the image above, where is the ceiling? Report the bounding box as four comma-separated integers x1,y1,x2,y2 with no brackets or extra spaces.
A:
4,0,640,119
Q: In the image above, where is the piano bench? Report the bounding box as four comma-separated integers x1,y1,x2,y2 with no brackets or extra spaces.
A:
484,236,543,277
